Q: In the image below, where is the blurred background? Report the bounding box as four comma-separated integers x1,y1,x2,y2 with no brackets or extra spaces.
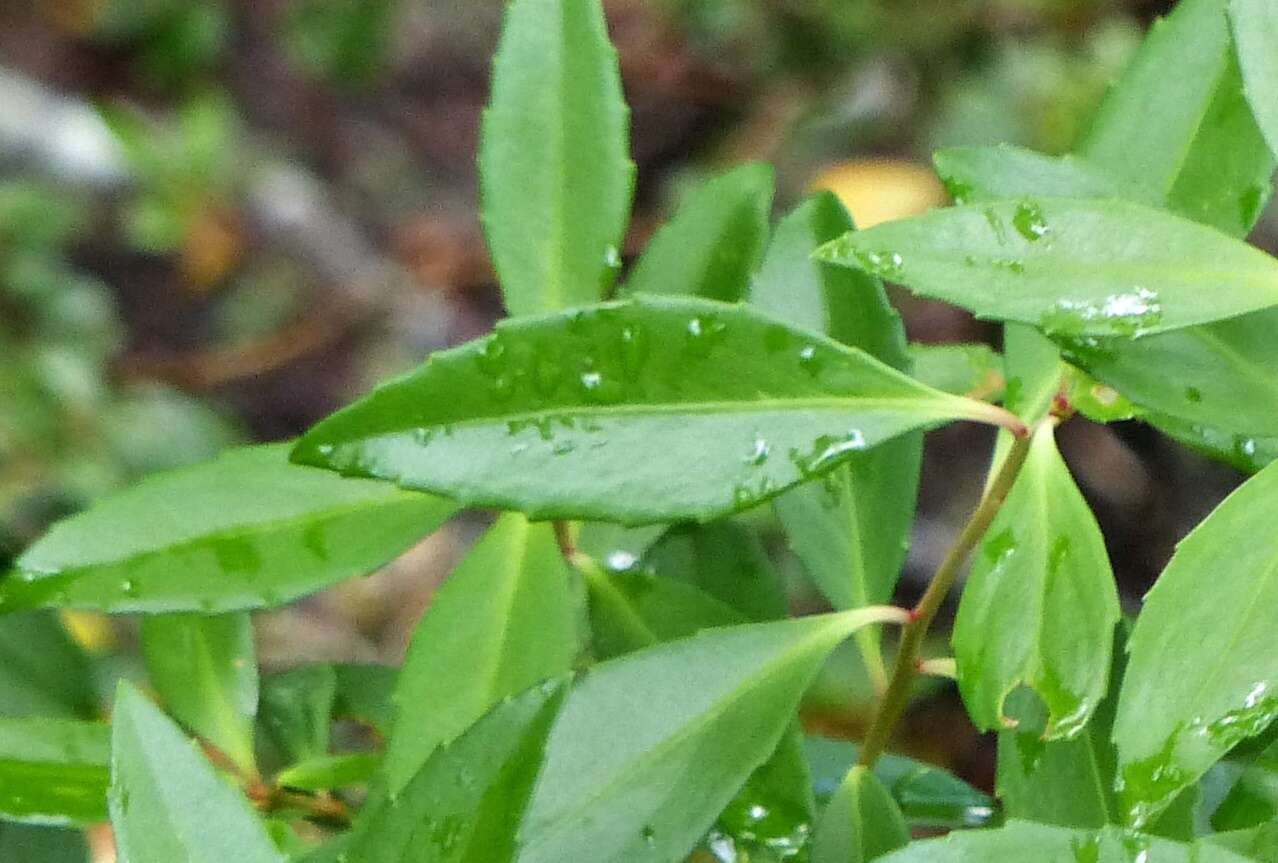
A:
0,0,1265,827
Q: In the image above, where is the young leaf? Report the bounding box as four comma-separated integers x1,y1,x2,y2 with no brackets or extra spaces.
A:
348,679,568,863
909,342,1004,399
1231,0,1278,161
292,296,1015,525
933,145,1149,205
876,821,1252,863
810,766,909,863
382,514,579,795
515,608,907,862
1114,460,1278,828
479,0,633,316
4,444,457,614
752,193,922,681
805,735,995,830
109,683,284,863
0,717,108,825
141,613,258,775
0,613,97,719
258,665,336,765
953,425,1119,739
816,197,1278,337
623,163,774,302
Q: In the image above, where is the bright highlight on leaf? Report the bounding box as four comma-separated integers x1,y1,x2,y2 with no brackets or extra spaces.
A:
292,295,1016,525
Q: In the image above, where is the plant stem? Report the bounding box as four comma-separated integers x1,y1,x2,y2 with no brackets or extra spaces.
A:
857,429,1034,768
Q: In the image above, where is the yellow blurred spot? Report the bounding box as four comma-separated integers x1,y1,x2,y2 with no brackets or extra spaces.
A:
182,207,244,292
60,610,116,653
811,160,946,228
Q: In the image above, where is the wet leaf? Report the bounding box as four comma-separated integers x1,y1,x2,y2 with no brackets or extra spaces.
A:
954,425,1119,739
810,766,909,863
4,444,457,613
816,197,1278,338
1114,460,1278,827
292,296,1012,525
624,163,773,302
382,515,579,794
933,145,1150,206
141,613,258,775
0,717,108,825
109,683,284,863
479,0,633,316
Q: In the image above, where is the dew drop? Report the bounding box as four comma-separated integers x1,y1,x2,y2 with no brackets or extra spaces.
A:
619,324,649,381
1012,201,1050,242
604,244,622,271
475,336,508,378
412,427,434,447
797,345,823,377
745,437,770,466
120,579,138,597
1185,386,1203,404
641,825,656,846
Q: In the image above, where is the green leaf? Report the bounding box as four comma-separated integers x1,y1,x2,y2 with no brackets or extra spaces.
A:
624,163,773,302
382,514,579,794
877,822,1253,863
0,613,97,719
1114,460,1278,828
1003,324,1063,422
259,665,336,765
516,608,906,862
348,679,567,863
816,197,1278,337
0,717,108,825
292,296,1012,525
641,521,786,621
479,0,633,316
810,766,909,863
1082,0,1274,237
109,683,284,863
274,752,381,792
933,145,1150,205
1147,414,1278,475
141,613,258,775
0,824,88,862
1212,738,1278,831
333,664,397,735
710,726,815,860
753,194,921,682
1231,0,1278,161
954,425,1119,738
909,342,1004,399
804,736,995,829
5,444,458,613
1205,824,1278,861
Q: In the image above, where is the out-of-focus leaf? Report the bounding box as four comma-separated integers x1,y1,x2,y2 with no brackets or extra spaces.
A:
5,445,457,613
909,343,1003,399
292,296,1013,525
258,665,336,765
0,613,97,719
274,753,381,792
624,163,773,302
640,521,786,622
479,0,633,316
382,515,578,795
810,766,909,863
1114,460,1278,828
109,683,284,863
332,664,396,736
141,613,258,774
1205,824,1278,861
933,145,1148,205
1212,738,1278,831
0,824,88,862
0,717,108,826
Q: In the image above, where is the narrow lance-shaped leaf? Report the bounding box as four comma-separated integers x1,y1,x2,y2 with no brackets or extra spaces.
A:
624,163,774,302
292,296,1015,526
348,680,568,863
876,821,1253,863
810,766,909,863
142,613,258,776
3,444,458,614
382,514,579,794
514,607,908,863
933,145,1152,207
752,192,922,683
1231,0,1278,161
953,424,1119,739
109,683,284,863
1114,460,1278,828
0,717,108,826
816,197,1278,338
479,0,634,316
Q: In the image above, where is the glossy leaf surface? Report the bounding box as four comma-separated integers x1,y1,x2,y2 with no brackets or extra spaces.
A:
479,0,633,316
1114,460,1278,827
6,444,457,613
293,296,1009,525
382,514,578,794
817,197,1278,337
515,608,905,862
954,426,1119,738
109,684,284,863
141,613,258,774
810,765,909,863
624,163,773,302
0,717,108,825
